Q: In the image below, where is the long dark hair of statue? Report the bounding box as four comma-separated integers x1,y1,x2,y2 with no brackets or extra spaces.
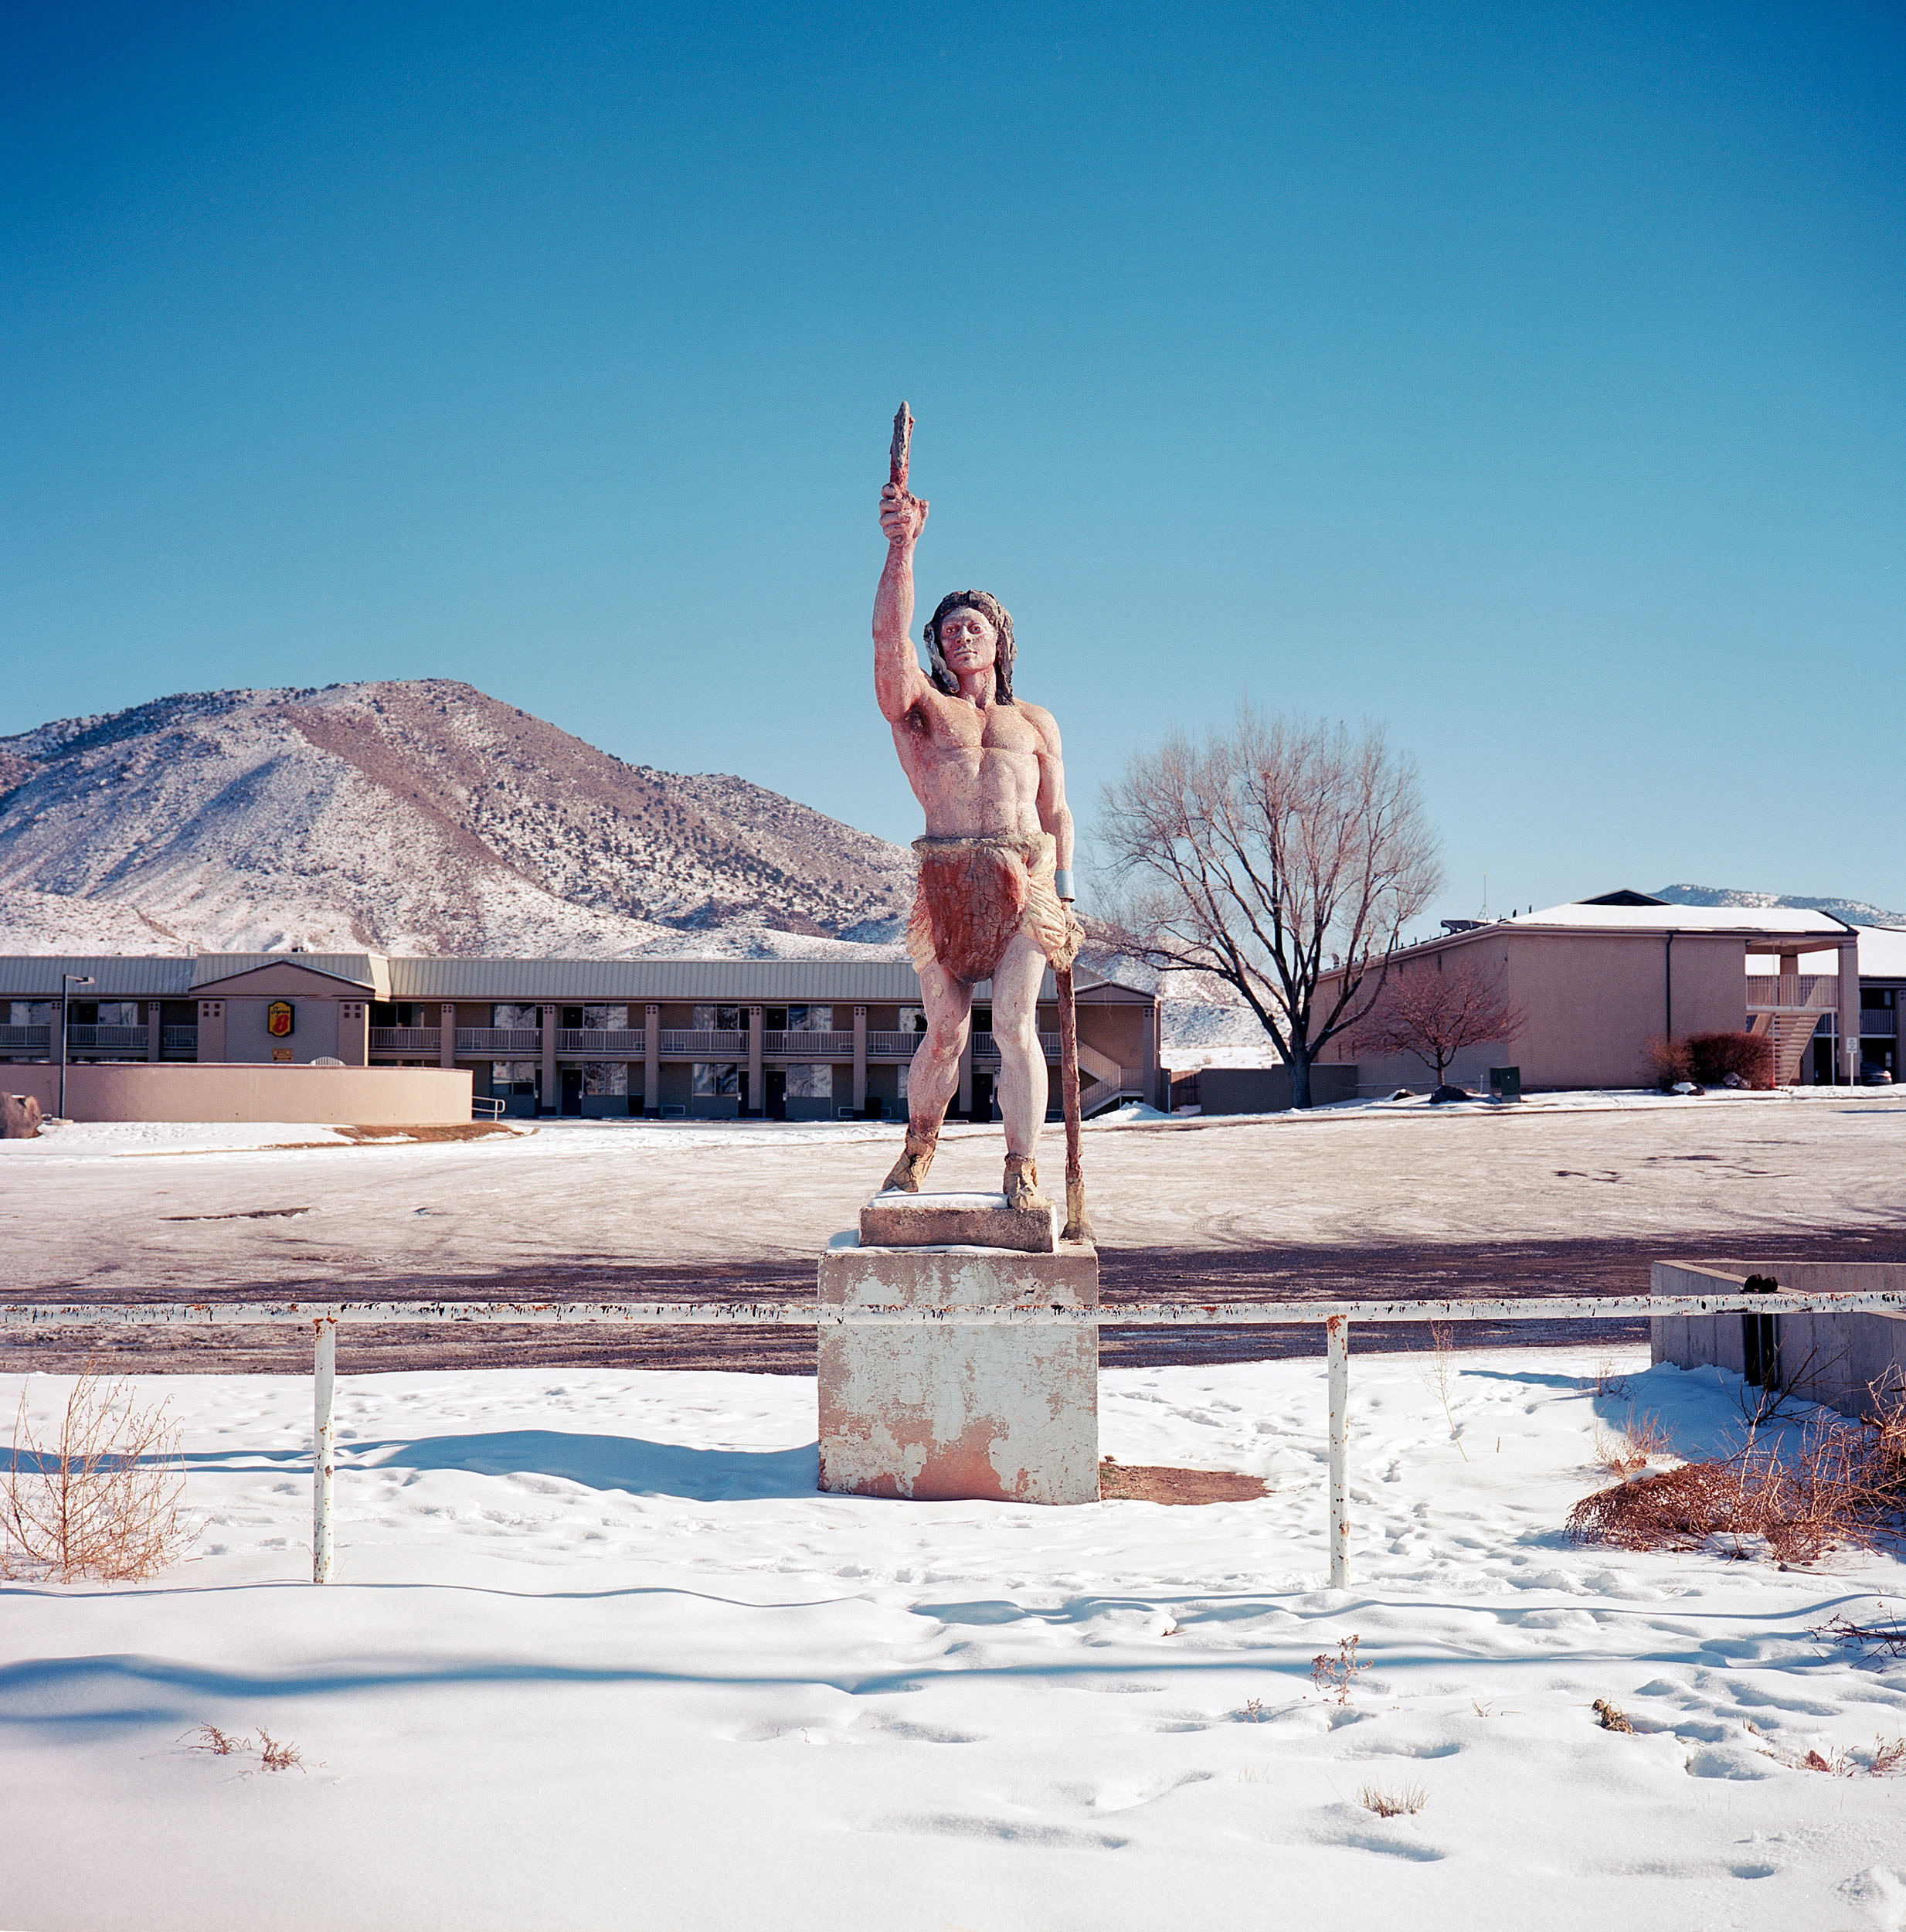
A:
923,590,1015,704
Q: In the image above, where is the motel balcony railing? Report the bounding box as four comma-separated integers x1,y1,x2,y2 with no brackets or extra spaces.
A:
0,1025,52,1050
370,1026,442,1052
63,1025,149,1050
970,1031,1065,1063
867,1031,923,1057
657,1029,749,1056
554,1029,647,1054
454,1028,545,1053
161,1026,199,1051
761,1030,855,1056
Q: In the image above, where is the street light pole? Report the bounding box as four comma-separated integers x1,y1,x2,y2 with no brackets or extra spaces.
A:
58,973,94,1120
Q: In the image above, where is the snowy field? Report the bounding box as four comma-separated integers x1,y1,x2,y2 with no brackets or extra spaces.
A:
5,1348,1905,1931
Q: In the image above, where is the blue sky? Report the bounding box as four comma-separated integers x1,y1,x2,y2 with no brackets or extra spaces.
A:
5,2,1902,927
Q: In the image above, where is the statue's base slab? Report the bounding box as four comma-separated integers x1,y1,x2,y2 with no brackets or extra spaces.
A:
860,1189,1057,1253
817,1235,1099,1505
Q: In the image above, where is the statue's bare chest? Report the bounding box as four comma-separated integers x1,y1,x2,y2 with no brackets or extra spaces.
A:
905,695,1044,757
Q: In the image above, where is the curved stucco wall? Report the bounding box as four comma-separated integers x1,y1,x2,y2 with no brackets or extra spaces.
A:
0,1063,472,1125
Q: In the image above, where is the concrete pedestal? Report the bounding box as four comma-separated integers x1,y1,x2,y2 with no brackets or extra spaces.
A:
817,1198,1099,1505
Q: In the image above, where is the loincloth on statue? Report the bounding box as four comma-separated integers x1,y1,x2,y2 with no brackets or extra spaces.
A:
905,832,1082,986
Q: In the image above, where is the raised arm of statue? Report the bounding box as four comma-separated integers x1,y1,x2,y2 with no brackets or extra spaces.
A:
873,481,930,724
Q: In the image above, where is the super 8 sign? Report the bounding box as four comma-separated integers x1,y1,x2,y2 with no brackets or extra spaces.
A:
267,1002,294,1037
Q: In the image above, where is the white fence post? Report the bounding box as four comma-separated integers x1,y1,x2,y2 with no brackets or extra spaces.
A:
1327,1315,1349,1590
313,1318,336,1584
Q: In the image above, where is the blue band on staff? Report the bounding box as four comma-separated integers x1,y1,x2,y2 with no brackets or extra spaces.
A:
1055,869,1075,901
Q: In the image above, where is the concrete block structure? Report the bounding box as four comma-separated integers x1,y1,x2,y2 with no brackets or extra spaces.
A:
817,1213,1099,1505
1652,1260,1906,1420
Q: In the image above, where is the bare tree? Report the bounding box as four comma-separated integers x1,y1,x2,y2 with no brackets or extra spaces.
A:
1351,957,1526,1090
1097,708,1442,1107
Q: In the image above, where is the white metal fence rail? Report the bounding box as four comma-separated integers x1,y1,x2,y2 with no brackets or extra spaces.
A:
7,1289,1901,1590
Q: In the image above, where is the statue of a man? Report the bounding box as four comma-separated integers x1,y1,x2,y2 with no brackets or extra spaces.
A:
873,476,1082,1209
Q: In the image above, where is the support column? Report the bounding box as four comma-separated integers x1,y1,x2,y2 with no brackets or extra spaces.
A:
644,1004,660,1117
336,999,369,1066
852,1005,868,1114
747,1006,764,1117
312,1318,336,1585
197,999,226,1062
540,1005,557,1114
1840,937,1863,1083
146,1001,161,1062
439,1003,456,1070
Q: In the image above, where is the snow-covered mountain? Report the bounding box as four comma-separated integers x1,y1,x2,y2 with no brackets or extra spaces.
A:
0,681,914,957
1654,883,1905,927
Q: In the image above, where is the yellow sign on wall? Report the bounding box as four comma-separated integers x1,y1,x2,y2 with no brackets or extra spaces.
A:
267,1001,294,1038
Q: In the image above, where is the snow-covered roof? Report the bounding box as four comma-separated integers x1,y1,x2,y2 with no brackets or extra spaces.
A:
1508,900,1855,938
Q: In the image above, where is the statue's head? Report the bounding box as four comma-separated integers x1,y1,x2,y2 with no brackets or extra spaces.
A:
924,590,1015,704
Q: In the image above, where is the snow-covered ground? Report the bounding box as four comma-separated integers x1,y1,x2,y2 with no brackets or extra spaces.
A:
3,1348,1903,1930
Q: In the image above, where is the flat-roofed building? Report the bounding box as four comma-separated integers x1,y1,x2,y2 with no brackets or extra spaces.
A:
1310,890,1870,1095
0,951,1163,1121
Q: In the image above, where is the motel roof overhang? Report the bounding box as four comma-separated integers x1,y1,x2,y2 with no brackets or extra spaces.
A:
0,951,1153,1005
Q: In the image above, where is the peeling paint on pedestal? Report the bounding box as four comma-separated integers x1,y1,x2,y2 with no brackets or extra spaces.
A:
817,1239,1099,1504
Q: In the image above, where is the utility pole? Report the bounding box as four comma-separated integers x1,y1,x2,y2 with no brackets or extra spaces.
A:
58,972,94,1119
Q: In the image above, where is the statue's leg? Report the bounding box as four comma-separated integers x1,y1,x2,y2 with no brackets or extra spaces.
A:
991,931,1050,1205
880,959,970,1192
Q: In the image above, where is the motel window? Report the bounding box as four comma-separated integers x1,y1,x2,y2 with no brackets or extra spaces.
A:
560,1004,630,1030
491,1061,539,1095
8,1002,52,1026
783,1064,832,1099
1862,988,1895,1010
491,1005,541,1029
69,1001,140,1027
580,1063,628,1095
899,1006,926,1033
691,1005,746,1031
370,1002,426,1027
691,1062,740,1096
785,1005,833,1032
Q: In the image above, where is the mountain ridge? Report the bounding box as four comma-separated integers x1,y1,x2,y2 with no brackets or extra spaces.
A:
0,679,913,957
1653,883,1904,927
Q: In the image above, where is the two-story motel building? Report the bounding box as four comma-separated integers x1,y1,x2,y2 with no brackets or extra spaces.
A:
0,951,1164,1121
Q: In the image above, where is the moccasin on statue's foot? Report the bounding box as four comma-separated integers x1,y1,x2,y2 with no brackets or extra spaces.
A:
1003,1154,1046,1212
880,1128,938,1194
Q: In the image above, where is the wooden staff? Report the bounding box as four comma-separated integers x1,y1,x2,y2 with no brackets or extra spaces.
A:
1057,964,1093,1243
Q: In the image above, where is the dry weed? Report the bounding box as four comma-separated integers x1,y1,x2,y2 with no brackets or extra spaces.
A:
1567,1403,1906,1564
1358,1781,1425,1817
1311,1634,1368,1706
1590,1355,1631,1402
1591,1411,1675,1478
2,1366,188,1582
185,1724,305,1774
1415,1324,1469,1461
1810,1611,1906,1658
1592,1699,1634,1733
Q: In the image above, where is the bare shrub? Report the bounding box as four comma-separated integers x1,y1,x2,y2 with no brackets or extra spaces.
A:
1592,1699,1633,1733
1567,1406,1906,1563
1311,1634,1368,1706
1687,1031,1775,1088
257,1728,304,1774
1642,1036,1694,1090
1358,1781,1425,1817
2,1367,188,1582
